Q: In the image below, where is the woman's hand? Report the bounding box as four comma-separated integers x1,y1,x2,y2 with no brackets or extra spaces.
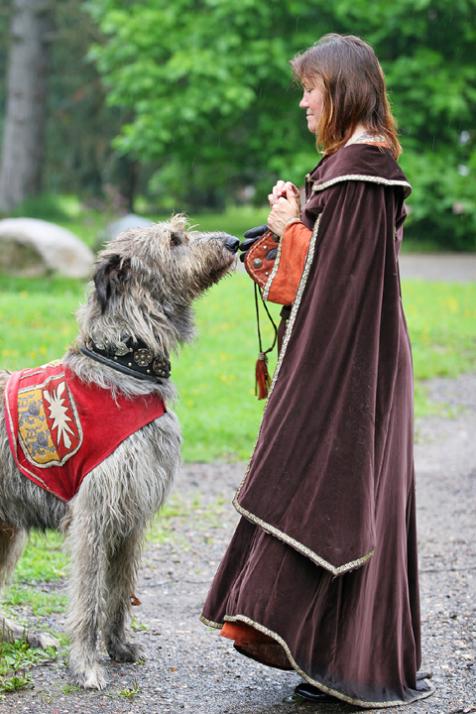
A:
268,180,300,207
267,193,300,238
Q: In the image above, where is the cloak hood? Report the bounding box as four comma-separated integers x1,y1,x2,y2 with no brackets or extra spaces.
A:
307,143,411,198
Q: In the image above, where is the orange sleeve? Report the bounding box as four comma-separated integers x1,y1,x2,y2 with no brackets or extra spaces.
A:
263,220,312,305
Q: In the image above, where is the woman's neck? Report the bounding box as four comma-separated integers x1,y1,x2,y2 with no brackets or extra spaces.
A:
345,123,369,146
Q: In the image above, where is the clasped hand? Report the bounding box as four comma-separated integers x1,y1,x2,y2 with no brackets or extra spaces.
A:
267,180,300,237
239,180,301,261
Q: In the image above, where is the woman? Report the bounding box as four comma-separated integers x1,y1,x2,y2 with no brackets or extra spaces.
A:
201,34,435,708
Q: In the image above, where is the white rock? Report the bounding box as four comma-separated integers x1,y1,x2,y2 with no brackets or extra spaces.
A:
0,217,94,278
105,213,154,240
95,213,154,252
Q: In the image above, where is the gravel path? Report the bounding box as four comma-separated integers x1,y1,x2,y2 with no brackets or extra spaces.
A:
399,253,476,282
1,373,475,714
236,253,476,283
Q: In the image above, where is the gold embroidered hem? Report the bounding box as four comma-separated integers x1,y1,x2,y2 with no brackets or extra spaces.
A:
201,613,435,709
233,496,374,575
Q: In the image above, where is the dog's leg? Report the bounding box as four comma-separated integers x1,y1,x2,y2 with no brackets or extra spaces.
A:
103,526,143,663
66,416,179,689
0,525,57,647
0,524,27,591
66,495,108,690
0,525,28,644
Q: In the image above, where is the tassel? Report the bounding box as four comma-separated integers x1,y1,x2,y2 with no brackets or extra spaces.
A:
253,283,277,401
255,352,271,400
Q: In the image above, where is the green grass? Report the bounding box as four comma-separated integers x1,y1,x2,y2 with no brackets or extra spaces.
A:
0,530,68,638
2,586,67,617
0,530,66,689
145,495,197,544
403,281,476,377
187,205,268,238
0,641,56,697
0,272,475,459
118,682,141,699
0,275,84,367
402,280,476,414
61,683,82,695
14,530,67,583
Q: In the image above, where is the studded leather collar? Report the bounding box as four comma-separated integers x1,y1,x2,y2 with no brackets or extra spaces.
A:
80,337,171,384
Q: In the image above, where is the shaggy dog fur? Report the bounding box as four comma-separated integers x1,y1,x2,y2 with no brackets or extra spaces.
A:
0,215,238,688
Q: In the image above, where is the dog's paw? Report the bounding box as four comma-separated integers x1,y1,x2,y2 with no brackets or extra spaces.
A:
73,664,107,690
107,639,143,663
70,651,107,690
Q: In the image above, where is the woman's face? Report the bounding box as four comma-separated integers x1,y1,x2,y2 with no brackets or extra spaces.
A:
299,78,325,134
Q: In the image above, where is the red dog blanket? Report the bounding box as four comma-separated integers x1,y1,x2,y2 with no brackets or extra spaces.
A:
4,362,166,501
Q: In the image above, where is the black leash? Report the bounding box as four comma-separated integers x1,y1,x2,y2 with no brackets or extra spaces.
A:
254,283,278,357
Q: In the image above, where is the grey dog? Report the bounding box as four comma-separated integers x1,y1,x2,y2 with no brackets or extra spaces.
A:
0,214,238,688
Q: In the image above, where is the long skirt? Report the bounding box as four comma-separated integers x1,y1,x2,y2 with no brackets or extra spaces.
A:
201,322,435,709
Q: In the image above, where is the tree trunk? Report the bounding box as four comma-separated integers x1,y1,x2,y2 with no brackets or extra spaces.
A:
0,0,53,212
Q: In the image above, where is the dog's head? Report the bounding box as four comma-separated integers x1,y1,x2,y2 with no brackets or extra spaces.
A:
94,214,238,312
85,214,239,351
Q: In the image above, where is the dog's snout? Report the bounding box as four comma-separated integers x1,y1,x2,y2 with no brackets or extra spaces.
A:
224,236,240,254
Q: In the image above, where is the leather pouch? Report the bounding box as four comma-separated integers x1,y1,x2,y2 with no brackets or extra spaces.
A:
244,230,279,290
244,223,311,306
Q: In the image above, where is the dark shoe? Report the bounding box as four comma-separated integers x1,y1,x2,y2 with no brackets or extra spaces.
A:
294,681,339,703
416,669,433,681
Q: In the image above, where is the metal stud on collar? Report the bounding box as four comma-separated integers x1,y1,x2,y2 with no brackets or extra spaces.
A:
81,336,171,383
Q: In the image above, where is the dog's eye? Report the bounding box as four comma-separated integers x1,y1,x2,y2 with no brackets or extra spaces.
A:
170,231,184,247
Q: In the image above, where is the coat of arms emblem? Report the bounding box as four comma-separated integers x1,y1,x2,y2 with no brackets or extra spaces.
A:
17,374,83,467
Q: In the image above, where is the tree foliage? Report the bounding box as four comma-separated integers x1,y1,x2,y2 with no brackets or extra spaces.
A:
87,0,476,247
1,1,475,247
86,0,322,209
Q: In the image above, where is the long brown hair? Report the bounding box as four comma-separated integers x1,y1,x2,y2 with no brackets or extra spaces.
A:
290,34,401,158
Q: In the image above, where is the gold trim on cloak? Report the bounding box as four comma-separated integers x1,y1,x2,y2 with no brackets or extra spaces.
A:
312,173,412,198
234,214,374,575
199,613,435,709
234,173,412,574
203,174,435,708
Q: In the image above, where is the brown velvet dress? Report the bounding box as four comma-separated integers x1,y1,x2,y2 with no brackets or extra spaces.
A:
201,144,435,708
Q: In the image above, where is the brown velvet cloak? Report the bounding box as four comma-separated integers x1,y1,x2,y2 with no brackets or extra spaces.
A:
201,145,434,708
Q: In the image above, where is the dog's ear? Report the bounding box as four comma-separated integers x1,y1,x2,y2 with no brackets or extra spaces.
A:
170,230,185,247
94,254,131,313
